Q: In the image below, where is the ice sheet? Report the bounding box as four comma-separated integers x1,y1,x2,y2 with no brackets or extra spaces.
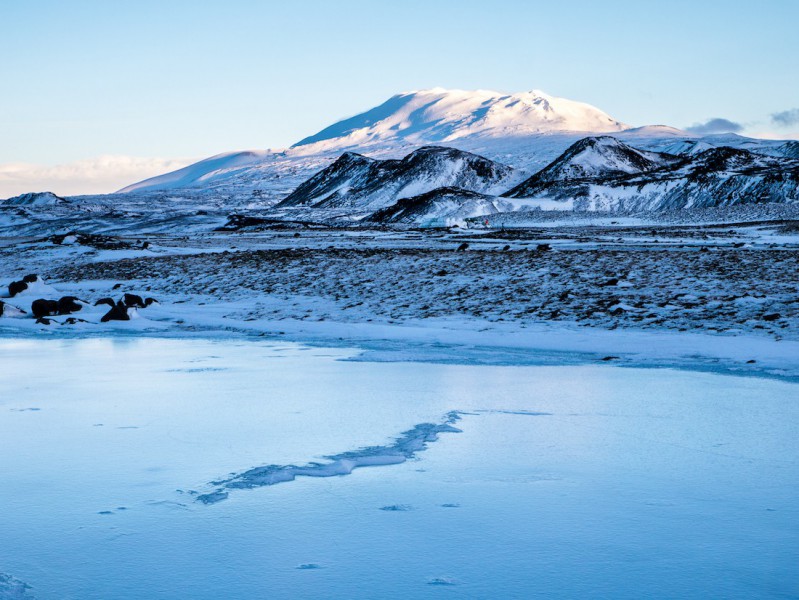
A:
1,337,797,598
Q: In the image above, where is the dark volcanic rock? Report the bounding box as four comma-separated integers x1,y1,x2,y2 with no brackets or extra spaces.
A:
101,301,133,322
367,187,497,224
31,299,58,319
8,280,28,297
57,296,85,314
95,297,116,307
50,232,134,250
216,214,316,231
123,293,146,308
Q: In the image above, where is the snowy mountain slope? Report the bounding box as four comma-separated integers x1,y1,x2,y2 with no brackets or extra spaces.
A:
657,139,716,156
277,146,521,211
118,150,272,193
506,137,681,197
506,141,799,211
366,187,500,225
636,131,799,160
276,152,379,207
115,129,799,201
292,88,629,152
777,141,799,159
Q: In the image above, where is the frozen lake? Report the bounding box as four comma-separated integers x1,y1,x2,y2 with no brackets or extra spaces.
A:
1,337,797,599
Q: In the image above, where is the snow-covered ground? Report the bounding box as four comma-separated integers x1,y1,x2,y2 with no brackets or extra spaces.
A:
3,221,797,355
2,217,798,389
1,337,797,599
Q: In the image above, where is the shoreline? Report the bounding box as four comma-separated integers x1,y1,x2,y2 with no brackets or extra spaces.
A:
3,222,797,382
3,314,798,383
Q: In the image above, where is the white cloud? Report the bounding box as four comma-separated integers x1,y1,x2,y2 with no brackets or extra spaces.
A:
0,155,197,199
742,130,799,141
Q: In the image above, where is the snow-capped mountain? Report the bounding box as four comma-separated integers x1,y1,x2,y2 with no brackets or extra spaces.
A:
116,88,632,196
292,88,629,152
116,88,799,198
3,87,798,238
657,139,715,157
277,146,520,211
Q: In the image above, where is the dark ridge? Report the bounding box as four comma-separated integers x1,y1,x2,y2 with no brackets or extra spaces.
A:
277,146,515,210
278,152,378,207
501,137,799,210
505,136,682,198
367,187,491,223
216,214,321,231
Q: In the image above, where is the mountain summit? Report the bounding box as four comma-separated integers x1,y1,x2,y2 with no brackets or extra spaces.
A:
293,88,629,151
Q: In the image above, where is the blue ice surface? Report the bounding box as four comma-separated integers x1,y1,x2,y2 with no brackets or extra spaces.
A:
0,336,797,599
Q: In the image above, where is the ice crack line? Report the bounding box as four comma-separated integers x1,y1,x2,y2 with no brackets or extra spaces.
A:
195,411,464,504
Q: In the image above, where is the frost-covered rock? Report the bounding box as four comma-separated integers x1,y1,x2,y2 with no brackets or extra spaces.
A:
0,300,26,318
2,191,65,206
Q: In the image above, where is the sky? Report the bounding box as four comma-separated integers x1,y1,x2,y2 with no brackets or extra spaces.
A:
1,0,798,196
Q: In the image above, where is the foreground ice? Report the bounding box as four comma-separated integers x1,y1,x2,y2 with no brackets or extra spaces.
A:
0,337,797,598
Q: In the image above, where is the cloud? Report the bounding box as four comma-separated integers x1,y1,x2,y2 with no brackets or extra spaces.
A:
744,130,799,141
685,118,744,135
771,108,799,128
0,155,196,199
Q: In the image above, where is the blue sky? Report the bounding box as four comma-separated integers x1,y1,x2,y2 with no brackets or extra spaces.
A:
1,0,798,180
